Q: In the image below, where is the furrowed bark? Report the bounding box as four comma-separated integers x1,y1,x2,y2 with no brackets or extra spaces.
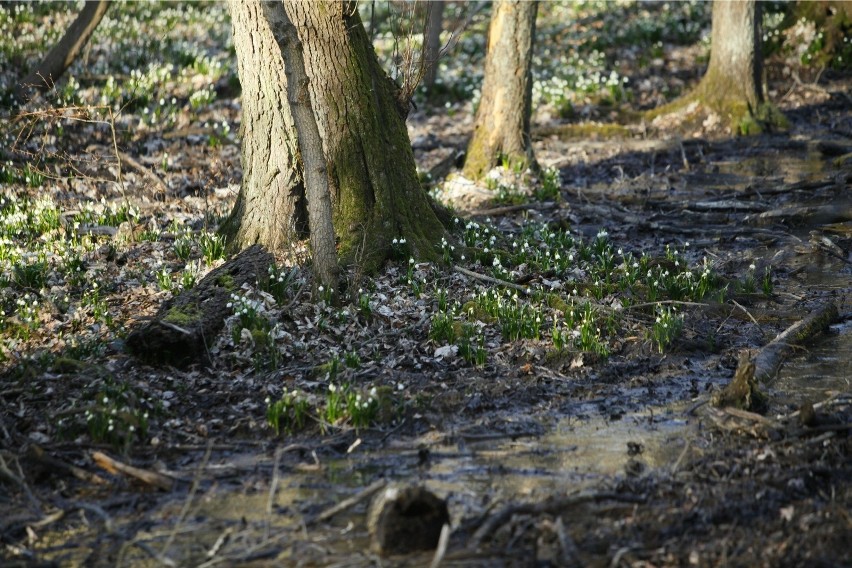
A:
221,0,306,253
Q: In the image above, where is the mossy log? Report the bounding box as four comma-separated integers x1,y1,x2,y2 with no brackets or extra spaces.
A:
126,245,273,367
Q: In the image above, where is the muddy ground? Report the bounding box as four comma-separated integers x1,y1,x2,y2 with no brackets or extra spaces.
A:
2,38,852,568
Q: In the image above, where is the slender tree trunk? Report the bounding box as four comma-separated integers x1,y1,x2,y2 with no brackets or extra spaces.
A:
422,1,446,90
463,0,538,180
16,0,110,101
224,0,445,273
266,1,339,291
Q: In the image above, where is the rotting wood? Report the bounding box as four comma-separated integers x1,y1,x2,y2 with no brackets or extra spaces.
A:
92,451,175,491
26,444,109,486
126,244,274,367
753,302,839,383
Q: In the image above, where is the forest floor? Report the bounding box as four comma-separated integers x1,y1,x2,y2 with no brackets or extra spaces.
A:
1,3,851,567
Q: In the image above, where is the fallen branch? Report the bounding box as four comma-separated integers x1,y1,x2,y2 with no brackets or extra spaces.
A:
92,451,174,491
469,201,558,218
27,444,109,486
308,478,387,525
118,151,169,195
453,266,531,295
754,302,838,383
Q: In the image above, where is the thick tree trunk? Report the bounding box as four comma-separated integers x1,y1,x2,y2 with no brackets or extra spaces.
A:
221,0,306,253
422,1,446,90
695,0,763,115
463,0,538,180
16,0,110,101
224,0,445,272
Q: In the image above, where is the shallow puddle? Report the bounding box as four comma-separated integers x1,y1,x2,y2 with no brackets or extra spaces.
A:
772,319,852,408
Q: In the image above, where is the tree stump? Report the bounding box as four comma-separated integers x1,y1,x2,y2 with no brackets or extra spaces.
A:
367,485,449,556
126,245,273,367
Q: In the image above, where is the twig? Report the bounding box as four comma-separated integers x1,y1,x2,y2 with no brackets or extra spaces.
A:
626,300,708,311
453,266,530,295
156,319,192,335
92,451,174,491
0,452,41,509
429,523,452,568
161,441,213,556
730,299,759,326
27,444,109,486
308,479,387,525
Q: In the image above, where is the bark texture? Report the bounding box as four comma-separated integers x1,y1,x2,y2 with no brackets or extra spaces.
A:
695,0,763,114
463,0,538,180
266,1,339,291
422,1,446,89
16,0,110,101
224,0,445,272
221,0,306,253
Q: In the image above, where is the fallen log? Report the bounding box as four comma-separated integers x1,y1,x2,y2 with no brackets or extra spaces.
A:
753,302,839,383
126,244,273,367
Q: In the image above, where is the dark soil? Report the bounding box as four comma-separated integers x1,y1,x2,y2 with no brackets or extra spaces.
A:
2,17,851,568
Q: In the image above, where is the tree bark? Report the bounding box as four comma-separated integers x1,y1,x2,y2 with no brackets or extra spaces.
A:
695,0,764,114
422,1,446,90
223,0,446,272
16,0,110,101
463,0,538,180
265,1,339,292
220,0,307,254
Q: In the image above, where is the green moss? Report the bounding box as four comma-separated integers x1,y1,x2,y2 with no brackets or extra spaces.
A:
162,304,201,327
215,273,236,289
545,293,571,314
460,301,497,323
536,122,632,140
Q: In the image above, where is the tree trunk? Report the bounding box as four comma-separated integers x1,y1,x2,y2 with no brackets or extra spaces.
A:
422,1,446,90
266,1,339,292
220,0,307,254
16,0,110,101
651,0,786,135
223,0,445,273
463,0,538,180
696,0,763,115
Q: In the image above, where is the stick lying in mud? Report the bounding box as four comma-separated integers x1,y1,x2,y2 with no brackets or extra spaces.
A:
307,478,387,525
753,302,838,383
92,451,174,491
